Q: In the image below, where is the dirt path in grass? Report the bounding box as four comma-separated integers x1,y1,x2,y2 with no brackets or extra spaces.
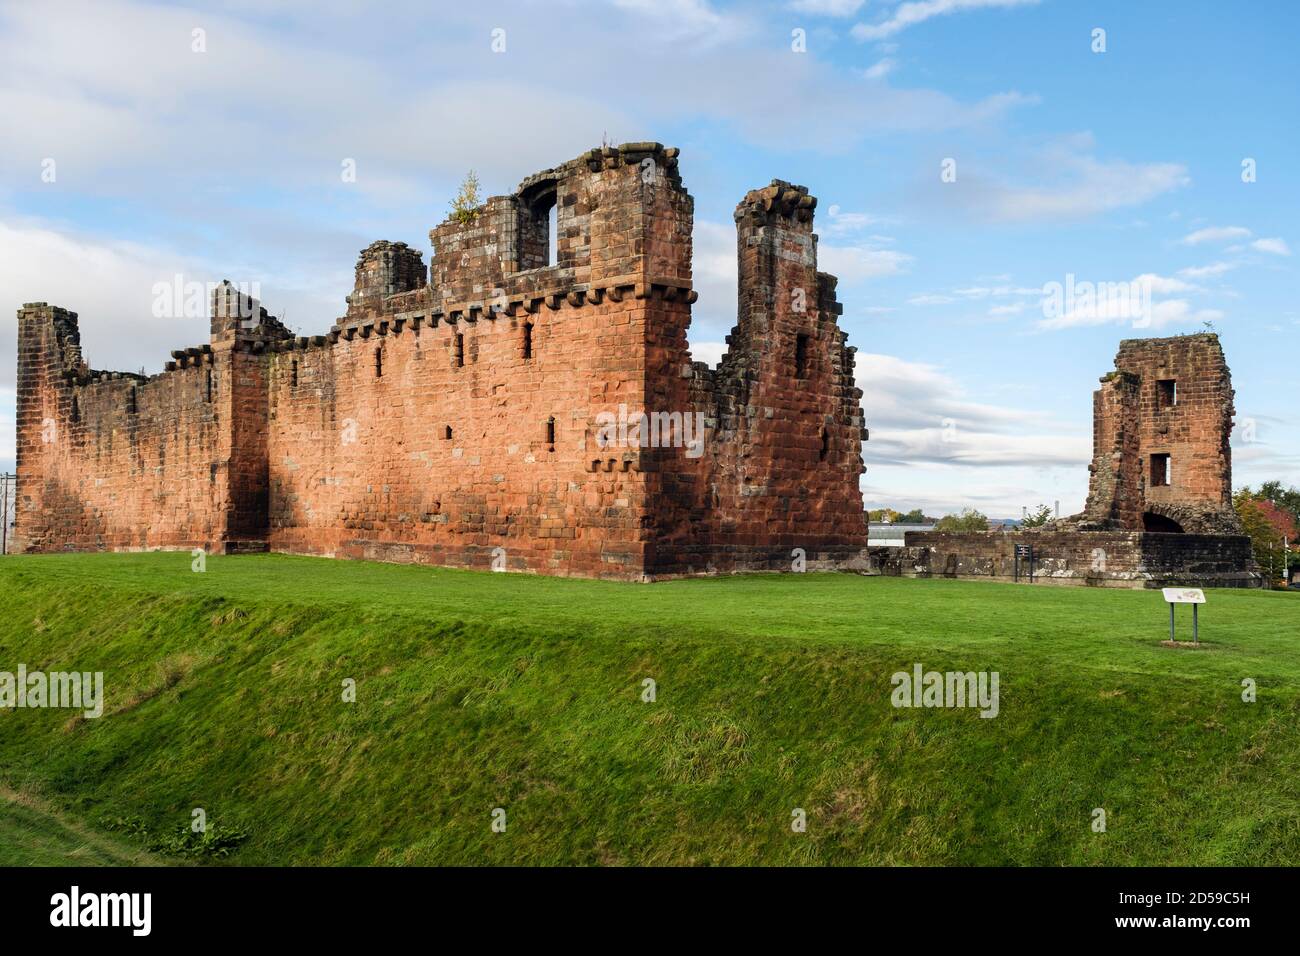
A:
0,784,166,867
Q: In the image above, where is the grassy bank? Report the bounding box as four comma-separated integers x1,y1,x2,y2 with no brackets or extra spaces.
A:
1,552,1297,865
0,785,163,866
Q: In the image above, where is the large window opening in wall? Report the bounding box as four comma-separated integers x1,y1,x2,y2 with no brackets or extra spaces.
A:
1157,379,1177,409
375,348,383,378
795,333,810,379
1151,453,1171,487
523,322,534,360
518,181,558,271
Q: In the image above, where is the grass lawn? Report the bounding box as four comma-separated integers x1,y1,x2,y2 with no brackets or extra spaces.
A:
1,552,1297,866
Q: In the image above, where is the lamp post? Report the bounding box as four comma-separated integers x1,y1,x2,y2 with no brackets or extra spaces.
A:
0,473,10,556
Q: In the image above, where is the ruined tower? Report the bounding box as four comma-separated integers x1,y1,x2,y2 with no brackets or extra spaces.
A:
13,144,869,578
886,331,1259,589
1075,333,1242,534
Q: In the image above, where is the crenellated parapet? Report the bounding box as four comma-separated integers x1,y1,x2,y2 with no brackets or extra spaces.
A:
734,179,817,226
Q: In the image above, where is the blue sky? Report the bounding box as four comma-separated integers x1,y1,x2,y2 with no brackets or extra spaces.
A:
1,0,1296,517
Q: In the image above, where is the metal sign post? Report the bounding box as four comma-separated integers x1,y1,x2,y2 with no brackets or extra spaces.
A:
1162,588,1206,644
1014,544,1034,583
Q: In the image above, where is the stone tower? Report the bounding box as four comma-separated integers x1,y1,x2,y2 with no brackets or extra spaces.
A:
1074,333,1241,534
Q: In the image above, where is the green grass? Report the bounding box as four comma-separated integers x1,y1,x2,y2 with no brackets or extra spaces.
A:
0,785,164,866
1,552,1297,866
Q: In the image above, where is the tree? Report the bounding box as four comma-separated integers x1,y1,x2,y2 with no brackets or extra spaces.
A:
1234,489,1286,584
934,508,989,532
1257,480,1300,530
870,507,929,524
449,170,482,225
1020,504,1053,528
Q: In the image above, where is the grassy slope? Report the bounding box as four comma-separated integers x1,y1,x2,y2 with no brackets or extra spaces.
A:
0,785,164,866
0,552,1297,866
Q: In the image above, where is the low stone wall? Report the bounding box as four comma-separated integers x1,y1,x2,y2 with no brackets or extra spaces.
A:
868,530,1261,589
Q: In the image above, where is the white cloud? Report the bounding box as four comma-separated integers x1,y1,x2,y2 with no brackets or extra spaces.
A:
952,284,1040,299
857,353,1088,467
611,0,742,44
689,221,739,342
1145,301,1225,328
1178,261,1238,279
1181,226,1251,245
1251,237,1292,256
788,0,866,15
861,58,897,80
0,0,1036,209
1034,273,1222,332
857,351,1091,516
961,153,1190,223
819,244,913,281
1134,272,1197,295
904,284,1038,308
821,205,897,236
688,340,727,367
852,0,1039,41
0,385,13,472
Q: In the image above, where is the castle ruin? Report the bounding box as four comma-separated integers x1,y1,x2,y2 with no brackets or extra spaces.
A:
14,144,870,579
879,333,1259,588
1069,334,1243,535
12,145,1260,588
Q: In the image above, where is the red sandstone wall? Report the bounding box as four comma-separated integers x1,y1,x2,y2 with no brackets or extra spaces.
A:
1083,371,1141,528
1116,335,1235,513
265,295,653,578
15,304,232,553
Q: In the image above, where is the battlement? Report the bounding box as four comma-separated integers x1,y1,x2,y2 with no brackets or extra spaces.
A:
734,180,817,226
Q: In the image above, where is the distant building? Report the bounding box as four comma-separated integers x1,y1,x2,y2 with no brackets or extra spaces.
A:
868,522,935,548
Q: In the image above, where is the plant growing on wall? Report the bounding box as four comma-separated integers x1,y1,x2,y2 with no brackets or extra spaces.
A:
449,170,482,225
